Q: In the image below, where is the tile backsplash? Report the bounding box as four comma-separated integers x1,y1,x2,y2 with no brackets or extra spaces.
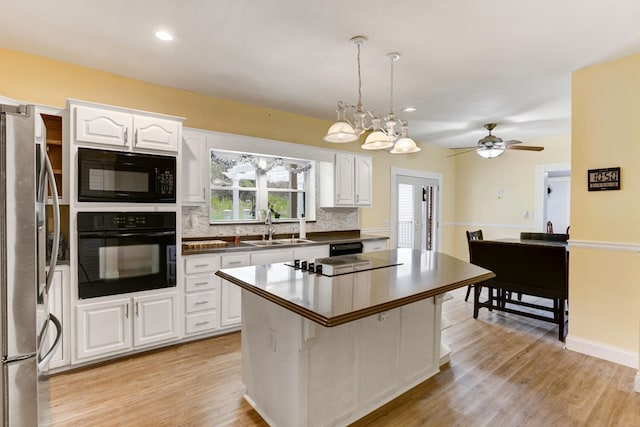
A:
182,205,358,239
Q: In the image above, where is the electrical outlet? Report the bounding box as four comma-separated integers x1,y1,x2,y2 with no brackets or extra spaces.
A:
378,311,390,321
524,210,530,219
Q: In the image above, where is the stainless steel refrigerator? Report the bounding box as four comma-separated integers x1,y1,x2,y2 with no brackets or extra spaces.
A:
1,104,61,426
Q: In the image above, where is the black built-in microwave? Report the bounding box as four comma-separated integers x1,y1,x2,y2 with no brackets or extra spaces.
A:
78,147,176,202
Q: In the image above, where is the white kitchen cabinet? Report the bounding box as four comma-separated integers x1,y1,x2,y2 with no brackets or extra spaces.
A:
335,153,356,205
354,155,373,206
362,239,388,253
73,104,131,149
132,293,179,348
220,253,250,327
183,254,221,336
182,129,209,204
70,101,182,153
320,153,372,207
74,291,178,363
46,265,70,369
294,244,329,261
250,248,294,265
75,298,132,362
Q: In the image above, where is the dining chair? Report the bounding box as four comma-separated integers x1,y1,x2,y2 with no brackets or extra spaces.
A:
465,230,483,301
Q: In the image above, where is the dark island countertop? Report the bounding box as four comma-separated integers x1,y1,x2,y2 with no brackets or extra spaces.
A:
216,248,494,327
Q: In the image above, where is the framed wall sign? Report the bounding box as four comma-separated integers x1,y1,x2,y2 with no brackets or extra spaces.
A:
588,167,620,191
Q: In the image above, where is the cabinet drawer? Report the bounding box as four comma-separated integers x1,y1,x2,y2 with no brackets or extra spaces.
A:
185,291,217,313
185,275,217,292
221,253,250,268
185,256,220,274
363,240,387,253
185,311,218,335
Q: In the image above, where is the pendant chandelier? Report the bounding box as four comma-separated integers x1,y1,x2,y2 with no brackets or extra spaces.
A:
324,36,421,154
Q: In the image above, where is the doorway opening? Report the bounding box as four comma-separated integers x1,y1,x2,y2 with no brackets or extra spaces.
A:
391,168,441,250
535,162,571,233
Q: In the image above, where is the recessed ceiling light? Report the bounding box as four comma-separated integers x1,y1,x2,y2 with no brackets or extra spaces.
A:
154,30,174,42
402,107,417,113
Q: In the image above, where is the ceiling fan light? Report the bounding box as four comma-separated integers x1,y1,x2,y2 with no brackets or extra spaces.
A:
324,121,358,143
390,137,421,154
362,131,394,150
476,147,505,159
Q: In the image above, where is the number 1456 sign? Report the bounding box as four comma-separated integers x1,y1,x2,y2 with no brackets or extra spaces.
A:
588,167,620,191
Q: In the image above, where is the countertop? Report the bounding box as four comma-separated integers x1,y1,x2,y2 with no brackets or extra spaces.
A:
216,248,494,327
182,231,388,255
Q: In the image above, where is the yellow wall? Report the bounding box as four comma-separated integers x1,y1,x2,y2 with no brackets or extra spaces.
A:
451,134,571,259
0,47,456,252
571,53,640,354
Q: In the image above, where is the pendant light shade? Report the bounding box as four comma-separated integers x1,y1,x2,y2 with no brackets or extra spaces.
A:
362,131,393,149
324,121,358,143
361,117,394,150
324,100,359,143
390,121,421,154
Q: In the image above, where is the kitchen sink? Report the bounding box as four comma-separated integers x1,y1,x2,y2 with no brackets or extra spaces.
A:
244,238,314,246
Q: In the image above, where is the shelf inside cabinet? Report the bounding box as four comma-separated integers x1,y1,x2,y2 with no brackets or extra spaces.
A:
41,114,64,200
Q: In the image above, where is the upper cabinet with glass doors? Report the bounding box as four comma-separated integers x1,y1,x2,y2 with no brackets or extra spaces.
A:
69,99,183,154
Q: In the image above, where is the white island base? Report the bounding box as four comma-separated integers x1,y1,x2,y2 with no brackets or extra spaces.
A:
240,290,446,427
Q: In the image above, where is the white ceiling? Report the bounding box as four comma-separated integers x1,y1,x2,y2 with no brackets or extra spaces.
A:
2,0,640,148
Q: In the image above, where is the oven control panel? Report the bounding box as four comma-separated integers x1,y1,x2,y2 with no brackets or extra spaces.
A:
77,211,176,232
111,215,147,227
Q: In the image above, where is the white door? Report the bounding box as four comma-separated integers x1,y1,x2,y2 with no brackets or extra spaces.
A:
393,173,439,251
545,175,571,234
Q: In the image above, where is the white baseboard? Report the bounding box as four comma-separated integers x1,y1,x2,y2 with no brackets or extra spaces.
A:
566,335,638,369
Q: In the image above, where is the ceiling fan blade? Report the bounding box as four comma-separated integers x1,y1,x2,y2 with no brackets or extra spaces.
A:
504,139,522,146
446,148,477,157
508,145,544,151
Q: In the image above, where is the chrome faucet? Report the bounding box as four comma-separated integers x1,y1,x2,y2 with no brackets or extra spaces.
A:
265,209,275,240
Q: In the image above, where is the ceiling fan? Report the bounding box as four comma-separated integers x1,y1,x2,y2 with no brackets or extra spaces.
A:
448,123,544,159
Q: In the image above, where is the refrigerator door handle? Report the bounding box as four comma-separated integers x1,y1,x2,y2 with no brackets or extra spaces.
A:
43,151,60,294
38,313,62,371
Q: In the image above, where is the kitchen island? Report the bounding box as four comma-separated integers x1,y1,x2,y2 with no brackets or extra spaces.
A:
216,248,494,427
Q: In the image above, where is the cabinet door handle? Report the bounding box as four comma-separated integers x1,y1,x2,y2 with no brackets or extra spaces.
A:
135,302,139,317
195,321,210,326
194,281,209,286
124,128,128,144
134,129,138,144
195,263,209,268
203,188,206,199
125,304,129,319
228,261,242,265
195,301,209,306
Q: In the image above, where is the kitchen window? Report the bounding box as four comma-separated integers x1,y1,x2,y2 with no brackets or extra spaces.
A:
209,150,314,224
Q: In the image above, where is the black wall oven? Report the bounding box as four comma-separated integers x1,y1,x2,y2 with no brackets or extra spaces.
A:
78,147,176,203
77,211,176,299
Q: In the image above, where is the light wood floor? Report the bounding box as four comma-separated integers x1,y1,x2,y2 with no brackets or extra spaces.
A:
45,288,640,426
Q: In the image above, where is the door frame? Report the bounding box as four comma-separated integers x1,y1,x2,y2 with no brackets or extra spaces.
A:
534,162,571,232
390,167,443,250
